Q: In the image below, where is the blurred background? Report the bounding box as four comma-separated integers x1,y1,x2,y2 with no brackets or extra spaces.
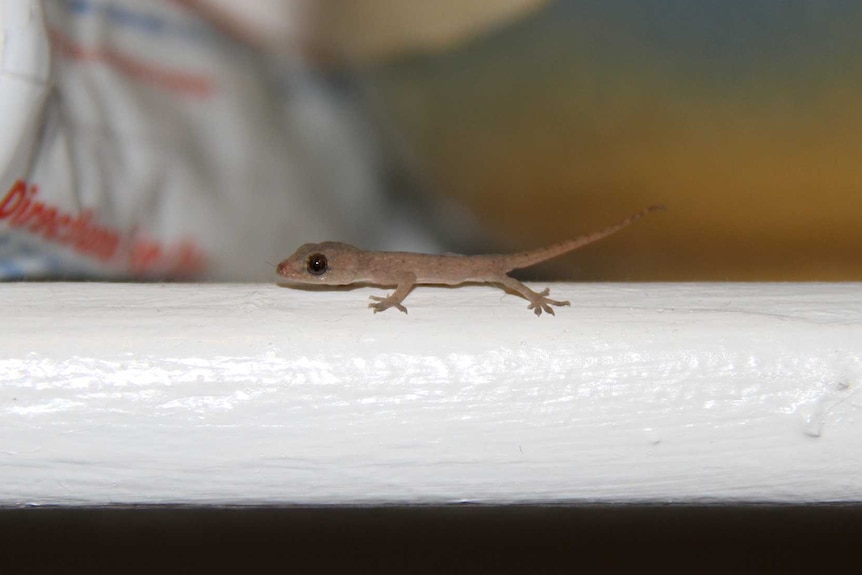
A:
6,0,861,280
331,0,862,281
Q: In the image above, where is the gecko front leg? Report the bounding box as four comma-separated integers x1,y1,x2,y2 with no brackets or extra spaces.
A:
495,276,570,316
368,272,417,314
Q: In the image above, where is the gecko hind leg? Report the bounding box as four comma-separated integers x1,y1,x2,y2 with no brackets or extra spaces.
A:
496,277,570,316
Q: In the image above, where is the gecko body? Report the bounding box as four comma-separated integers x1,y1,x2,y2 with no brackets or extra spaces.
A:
277,205,663,316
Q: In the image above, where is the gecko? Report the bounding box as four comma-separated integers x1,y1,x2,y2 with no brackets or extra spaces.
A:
276,204,663,316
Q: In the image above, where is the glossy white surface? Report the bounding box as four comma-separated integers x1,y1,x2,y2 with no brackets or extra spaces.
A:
1,282,861,505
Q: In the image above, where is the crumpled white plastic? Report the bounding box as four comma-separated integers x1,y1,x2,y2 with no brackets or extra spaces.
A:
0,0,438,280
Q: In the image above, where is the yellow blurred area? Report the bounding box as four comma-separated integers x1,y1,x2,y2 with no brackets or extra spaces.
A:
416,84,862,281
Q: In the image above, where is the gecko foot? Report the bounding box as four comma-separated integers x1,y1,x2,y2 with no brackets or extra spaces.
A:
527,288,570,317
369,294,408,314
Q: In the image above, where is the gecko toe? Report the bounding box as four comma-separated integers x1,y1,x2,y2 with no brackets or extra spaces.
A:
369,298,408,314
525,291,569,316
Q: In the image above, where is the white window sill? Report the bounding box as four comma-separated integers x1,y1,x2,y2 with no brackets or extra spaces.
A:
2,282,860,505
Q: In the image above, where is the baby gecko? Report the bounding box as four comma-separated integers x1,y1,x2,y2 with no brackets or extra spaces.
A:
276,204,663,316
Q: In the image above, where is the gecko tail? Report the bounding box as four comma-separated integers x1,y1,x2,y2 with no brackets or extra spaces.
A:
506,204,665,271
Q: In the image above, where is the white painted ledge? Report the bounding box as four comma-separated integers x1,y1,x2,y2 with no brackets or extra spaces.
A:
2,282,861,506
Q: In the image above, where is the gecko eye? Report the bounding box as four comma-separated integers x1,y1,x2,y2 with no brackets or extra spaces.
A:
306,253,328,275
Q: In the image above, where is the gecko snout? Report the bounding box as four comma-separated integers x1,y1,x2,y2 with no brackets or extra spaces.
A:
276,260,290,276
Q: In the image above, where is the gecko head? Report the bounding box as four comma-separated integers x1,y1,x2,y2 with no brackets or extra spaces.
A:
276,242,363,285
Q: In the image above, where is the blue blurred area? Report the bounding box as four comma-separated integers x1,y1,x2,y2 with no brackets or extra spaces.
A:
397,0,862,115
555,0,859,52
544,0,861,85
